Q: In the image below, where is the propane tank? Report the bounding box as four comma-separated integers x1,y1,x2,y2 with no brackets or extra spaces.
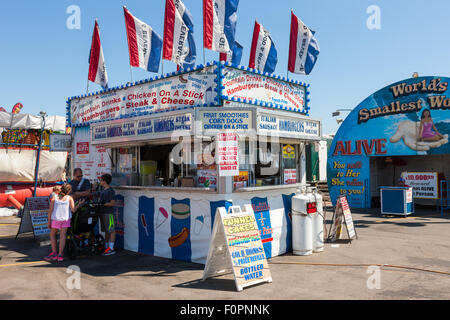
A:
291,187,314,256
312,189,324,253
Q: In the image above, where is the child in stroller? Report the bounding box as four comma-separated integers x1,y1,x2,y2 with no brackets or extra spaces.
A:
65,201,106,260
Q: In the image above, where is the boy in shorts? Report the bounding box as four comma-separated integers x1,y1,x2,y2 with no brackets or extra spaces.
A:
99,174,116,256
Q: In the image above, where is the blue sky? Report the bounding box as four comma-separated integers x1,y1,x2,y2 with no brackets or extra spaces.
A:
1,0,450,134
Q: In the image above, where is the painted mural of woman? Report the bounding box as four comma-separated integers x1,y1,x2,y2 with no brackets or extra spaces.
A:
418,109,444,142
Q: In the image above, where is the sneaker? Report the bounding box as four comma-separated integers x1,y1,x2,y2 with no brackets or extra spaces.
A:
102,247,116,256
44,252,57,261
57,254,64,262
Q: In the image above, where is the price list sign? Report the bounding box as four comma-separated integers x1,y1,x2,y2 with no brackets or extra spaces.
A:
203,205,272,292
16,197,50,239
217,132,239,177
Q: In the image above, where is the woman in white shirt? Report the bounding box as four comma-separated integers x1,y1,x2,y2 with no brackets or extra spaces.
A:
45,184,84,262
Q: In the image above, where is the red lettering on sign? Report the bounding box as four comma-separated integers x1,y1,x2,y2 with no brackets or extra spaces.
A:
333,139,387,156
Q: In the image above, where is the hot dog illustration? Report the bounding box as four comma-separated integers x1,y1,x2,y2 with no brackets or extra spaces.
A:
168,227,190,248
170,199,192,261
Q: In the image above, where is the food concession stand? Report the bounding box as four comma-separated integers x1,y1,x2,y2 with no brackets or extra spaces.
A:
67,61,322,264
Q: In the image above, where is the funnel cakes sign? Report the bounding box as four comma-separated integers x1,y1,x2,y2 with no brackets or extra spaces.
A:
328,76,450,209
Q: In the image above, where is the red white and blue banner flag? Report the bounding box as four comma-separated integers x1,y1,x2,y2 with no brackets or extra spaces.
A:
163,0,196,69
124,7,163,73
88,20,108,89
219,40,243,65
248,21,277,74
288,11,320,75
203,0,239,54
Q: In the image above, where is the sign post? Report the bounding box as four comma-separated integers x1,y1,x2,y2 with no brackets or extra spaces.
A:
328,196,358,243
202,205,272,292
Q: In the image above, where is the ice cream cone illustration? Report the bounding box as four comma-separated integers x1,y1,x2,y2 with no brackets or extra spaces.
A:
193,215,204,235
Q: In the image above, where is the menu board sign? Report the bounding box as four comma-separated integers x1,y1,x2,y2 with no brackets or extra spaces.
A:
199,109,253,135
16,197,50,239
73,126,112,180
283,169,297,184
328,196,357,242
69,66,217,126
91,112,193,144
202,205,272,292
221,67,306,112
257,113,320,139
217,132,239,177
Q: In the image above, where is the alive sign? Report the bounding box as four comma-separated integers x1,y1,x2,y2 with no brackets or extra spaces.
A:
333,139,387,156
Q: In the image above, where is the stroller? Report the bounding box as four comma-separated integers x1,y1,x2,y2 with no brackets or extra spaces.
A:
65,201,105,260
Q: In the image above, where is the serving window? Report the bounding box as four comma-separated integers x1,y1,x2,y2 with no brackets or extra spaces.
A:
251,142,299,188
111,147,139,186
107,137,301,190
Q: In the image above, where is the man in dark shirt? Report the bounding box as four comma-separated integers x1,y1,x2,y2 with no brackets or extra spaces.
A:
69,168,92,201
99,173,116,256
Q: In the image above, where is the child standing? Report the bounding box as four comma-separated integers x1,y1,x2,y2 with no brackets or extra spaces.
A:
49,185,61,201
98,174,116,256
45,184,84,262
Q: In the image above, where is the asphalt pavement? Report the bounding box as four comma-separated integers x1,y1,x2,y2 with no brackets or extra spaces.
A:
0,206,449,301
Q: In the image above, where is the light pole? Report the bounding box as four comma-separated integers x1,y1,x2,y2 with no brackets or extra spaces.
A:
33,111,46,197
332,109,353,125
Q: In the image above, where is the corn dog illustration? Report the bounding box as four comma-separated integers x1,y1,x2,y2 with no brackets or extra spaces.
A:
140,214,149,237
138,196,155,255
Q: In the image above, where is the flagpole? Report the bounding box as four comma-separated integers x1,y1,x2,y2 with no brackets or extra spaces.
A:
287,9,293,80
86,19,95,95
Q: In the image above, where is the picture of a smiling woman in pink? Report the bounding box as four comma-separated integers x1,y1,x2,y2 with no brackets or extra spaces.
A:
419,109,444,142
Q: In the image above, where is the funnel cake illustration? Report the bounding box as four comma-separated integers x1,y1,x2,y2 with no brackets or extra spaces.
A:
390,120,448,151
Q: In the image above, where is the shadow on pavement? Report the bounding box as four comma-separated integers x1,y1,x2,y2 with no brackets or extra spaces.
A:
1,234,205,280
173,277,237,292
28,250,205,278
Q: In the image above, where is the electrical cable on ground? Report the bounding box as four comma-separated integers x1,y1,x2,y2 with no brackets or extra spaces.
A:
269,261,450,276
